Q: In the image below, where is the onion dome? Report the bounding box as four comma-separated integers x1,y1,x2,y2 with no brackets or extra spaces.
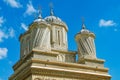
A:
45,15,62,23
78,23,95,38
44,7,68,31
29,9,51,30
34,10,46,23
80,24,90,34
45,9,64,24
75,23,95,38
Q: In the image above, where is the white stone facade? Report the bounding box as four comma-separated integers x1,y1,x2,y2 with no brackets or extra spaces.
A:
75,25,96,61
9,9,111,80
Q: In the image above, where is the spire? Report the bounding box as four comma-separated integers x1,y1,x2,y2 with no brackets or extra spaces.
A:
81,17,86,29
49,2,54,16
38,6,42,19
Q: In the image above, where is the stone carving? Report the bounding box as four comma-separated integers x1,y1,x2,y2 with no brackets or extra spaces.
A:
51,26,68,51
9,7,111,80
57,54,65,62
77,37,96,59
32,26,51,51
20,34,31,58
75,26,96,59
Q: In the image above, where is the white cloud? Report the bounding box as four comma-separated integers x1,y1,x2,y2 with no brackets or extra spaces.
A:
21,23,28,31
24,1,36,16
0,48,8,59
0,28,15,42
0,30,8,42
4,0,22,8
8,27,15,37
99,19,116,27
0,16,5,26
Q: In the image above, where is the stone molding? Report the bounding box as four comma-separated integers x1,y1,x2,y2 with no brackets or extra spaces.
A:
9,58,111,80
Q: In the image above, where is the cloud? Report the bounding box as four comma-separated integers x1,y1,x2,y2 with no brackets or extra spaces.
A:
0,30,8,42
0,16,5,26
99,19,116,27
8,27,15,37
0,48,8,59
21,23,28,31
4,0,22,8
24,1,36,16
0,27,15,42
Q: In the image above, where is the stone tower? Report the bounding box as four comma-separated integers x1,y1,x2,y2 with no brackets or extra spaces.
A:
45,8,68,51
75,23,107,67
9,8,111,80
75,23,96,62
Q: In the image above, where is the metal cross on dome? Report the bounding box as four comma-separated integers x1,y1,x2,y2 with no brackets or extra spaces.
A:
49,2,54,16
81,17,86,29
38,5,42,19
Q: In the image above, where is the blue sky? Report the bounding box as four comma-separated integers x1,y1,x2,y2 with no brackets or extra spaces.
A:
0,0,120,80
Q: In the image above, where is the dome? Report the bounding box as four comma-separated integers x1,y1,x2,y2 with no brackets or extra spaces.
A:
45,15,61,21
44,7,63,23
45,15,64,24
34,18,45,22
80,29,90,33
34,14,46,23
78,24,95,37
44,15,68,31
80,24,91,34
75,23,95,39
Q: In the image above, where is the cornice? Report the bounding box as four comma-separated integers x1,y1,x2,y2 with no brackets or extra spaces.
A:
31,58,109,73
31,65,111,79
10,58,111,80
51,49,77,55
32,49,58,56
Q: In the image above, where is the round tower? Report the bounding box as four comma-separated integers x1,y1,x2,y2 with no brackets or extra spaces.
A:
19,11,51,58
75,23,96,62
44,7,68,51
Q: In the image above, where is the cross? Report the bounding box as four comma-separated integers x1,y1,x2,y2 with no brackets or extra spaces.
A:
38,5,42,19
81,17,85,24
49,2,54,16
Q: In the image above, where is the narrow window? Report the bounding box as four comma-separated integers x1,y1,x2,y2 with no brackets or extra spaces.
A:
58,30,60,45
